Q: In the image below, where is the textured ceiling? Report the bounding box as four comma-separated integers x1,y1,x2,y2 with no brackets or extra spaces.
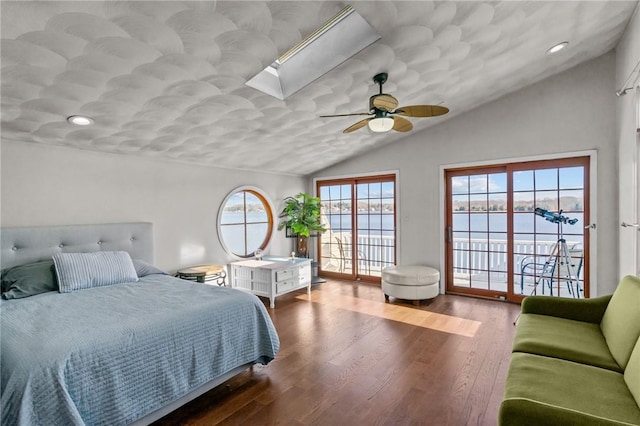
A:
1,1,637,176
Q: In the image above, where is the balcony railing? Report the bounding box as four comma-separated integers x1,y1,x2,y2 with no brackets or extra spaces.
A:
321,232,394,275
450,238,578,273
322,234,582,293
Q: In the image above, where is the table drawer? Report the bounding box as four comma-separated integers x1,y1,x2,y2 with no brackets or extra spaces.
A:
276,269,294,282
298,264,311,280
276,280,297,294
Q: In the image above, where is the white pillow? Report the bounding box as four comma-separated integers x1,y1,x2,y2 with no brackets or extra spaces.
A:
53,251,139,293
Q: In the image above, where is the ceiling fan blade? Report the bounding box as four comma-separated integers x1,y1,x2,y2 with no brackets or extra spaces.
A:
392,116,413,132
371,94,398,111
394,105,449,117
344,118,371,133
320,112,371,118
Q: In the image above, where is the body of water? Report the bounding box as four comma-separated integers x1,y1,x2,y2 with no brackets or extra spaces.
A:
219,211,583,259
325,212,583,242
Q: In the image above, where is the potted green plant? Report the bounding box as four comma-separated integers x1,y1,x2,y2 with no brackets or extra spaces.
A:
277,192,327,258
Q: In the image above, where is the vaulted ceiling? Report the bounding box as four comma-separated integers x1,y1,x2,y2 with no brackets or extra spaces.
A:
1,1,637,175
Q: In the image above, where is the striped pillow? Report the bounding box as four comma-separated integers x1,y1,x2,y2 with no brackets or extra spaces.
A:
53,251,139,293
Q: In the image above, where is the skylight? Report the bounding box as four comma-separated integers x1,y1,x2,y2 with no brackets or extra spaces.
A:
245,5,380,100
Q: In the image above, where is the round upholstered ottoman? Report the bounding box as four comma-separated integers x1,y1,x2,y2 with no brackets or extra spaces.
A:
382,265,440,305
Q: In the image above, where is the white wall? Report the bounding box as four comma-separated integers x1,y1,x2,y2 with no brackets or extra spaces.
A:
313,52,618,295
0,141,306,271
616,3,640,278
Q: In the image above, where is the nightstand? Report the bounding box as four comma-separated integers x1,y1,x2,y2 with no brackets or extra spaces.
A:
176,265,226,286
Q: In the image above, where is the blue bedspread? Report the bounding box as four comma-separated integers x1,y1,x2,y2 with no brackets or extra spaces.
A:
1,274,279,425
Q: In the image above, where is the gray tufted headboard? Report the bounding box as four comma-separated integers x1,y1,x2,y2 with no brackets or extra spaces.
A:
0,223,154,270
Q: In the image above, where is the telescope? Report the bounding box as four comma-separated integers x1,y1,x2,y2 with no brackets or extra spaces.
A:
534,208,578,225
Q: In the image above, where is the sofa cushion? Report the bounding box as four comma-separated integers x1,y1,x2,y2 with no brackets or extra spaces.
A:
500,353,640,426
625,338,640,409
513,313,622,372
521,294,612,324
600,275,640,370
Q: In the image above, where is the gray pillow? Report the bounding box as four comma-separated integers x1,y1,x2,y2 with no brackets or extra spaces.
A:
132,259,168,277
53,251,139,293
1,260,58,299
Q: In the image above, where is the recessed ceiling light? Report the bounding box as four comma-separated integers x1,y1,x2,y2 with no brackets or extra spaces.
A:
67,115,94,126
546,42,569,55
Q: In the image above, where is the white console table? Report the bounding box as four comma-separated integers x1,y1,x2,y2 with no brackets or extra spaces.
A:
229,256,311,308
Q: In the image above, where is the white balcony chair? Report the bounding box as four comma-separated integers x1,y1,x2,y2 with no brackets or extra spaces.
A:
520,247,583,297
335,235,369,275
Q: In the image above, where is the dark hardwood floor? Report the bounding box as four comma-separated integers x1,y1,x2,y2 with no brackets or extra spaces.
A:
153,279,521,426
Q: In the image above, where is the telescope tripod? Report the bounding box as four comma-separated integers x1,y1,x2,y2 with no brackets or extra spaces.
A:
529,237,581,298
514,208,581,326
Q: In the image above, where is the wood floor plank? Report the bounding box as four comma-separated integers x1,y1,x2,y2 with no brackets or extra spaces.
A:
153,279,520,426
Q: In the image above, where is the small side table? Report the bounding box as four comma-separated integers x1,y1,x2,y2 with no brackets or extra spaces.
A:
177,265,226,286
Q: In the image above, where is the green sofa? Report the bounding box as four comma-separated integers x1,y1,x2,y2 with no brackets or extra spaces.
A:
500,275,640,425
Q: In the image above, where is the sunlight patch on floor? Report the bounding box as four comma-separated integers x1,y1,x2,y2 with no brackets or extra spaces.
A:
296,291,481,337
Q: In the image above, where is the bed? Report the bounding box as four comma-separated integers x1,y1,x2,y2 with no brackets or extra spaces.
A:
0,222,280,425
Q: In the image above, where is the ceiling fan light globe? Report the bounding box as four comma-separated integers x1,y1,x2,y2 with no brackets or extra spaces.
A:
368,117,394,133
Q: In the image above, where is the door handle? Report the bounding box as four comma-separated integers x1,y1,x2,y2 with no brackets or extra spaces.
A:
446,226,452,243
621,222,640,228
584,223,596,230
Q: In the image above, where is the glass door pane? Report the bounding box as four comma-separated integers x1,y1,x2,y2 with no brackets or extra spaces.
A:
514,165,586,298
355,180,396,278
319,184,354,276
448,170,508,296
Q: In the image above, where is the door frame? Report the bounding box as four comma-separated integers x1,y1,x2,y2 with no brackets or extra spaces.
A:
439,150,598,299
